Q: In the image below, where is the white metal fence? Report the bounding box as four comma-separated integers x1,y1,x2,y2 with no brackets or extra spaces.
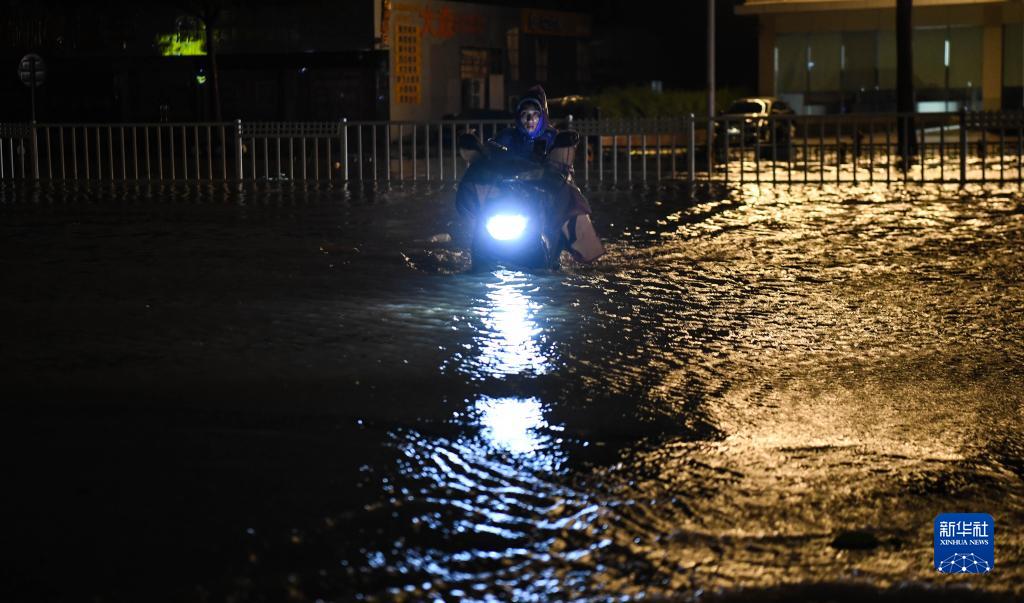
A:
2,111,1023,186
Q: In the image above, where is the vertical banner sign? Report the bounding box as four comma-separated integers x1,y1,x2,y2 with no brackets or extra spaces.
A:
934,513,994,574
380,0,391,47
394,23,421,105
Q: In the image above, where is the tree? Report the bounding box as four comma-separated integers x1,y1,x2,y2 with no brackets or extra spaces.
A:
179,0,232,122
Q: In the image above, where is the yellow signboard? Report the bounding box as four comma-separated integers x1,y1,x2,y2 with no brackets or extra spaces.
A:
392,3,486,39
393,23,421,104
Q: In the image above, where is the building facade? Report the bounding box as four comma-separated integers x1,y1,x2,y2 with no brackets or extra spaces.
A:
1,0,591,123
738,0,1024,113
376,0,592,122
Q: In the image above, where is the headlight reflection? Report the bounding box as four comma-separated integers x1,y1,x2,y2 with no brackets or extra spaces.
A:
476,396,547,454
470,270,550,378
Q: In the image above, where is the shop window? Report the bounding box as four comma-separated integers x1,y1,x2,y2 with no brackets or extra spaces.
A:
842,31,876,92
460,48,488,80
775,33,806,94
913,27,946,90
1004,24,1023,88
878,30,897,90
506,28,519,82
948,26,981,89
773,25,983,112
461,48,488,110
808,33,841,92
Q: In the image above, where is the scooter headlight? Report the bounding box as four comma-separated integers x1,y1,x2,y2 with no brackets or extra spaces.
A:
485,214,528,241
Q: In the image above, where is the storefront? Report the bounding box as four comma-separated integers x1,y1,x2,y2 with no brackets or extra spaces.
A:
738,0,1024,113
377,0,592,122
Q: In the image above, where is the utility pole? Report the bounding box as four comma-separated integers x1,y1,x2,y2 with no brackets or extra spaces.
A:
897,0,915,169
707,0,716,174
707,0,715,122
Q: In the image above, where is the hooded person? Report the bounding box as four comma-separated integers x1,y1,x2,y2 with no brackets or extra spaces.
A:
455,84,604,264
493,85,559,160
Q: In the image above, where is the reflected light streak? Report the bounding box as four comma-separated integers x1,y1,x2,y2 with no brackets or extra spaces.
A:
473,270,550,377
476,396,547,454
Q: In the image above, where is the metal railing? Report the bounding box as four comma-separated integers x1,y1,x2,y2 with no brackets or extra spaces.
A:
700,110,1024,186
2,111,1023,186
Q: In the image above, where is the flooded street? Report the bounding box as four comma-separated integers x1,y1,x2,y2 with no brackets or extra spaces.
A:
0,179,1021,601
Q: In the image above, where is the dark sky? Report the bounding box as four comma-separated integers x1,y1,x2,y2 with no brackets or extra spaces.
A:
591,0,759,90
450,0,760,91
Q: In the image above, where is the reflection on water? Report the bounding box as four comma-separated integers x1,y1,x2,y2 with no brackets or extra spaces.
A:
4,181,1022,601
475,396,549,455
360,182,1024,600
464,269,551,379
367,267,580,599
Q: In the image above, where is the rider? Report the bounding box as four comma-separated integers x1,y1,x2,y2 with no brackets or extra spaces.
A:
455,85,559,218
494,85,559,162
456,85,603,263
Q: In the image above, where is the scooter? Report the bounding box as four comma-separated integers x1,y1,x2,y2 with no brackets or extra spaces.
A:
458,132,596,272
472,149,560,271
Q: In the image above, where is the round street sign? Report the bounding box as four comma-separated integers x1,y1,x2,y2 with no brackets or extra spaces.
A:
18,54,46,87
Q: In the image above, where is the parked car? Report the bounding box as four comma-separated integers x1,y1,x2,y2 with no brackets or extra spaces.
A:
715,97,796,151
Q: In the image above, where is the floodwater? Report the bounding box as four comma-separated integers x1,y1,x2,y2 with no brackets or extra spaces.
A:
0,177,1021,602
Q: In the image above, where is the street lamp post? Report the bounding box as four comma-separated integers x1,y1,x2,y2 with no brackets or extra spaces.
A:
708,0,715,122
707,0,716,175
897,0,915,170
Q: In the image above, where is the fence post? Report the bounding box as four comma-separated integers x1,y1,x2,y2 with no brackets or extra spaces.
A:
706,115,714,181
687,113,695,183
959,108,967,186
31,121,39,180
612,121,618,184
342,118,349,182
235,119,244,181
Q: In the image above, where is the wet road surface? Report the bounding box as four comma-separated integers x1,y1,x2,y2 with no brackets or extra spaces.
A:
0,180,1021,601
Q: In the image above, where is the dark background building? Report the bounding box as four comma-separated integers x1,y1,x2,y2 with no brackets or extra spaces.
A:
1,0,384,123
589,0,757,91
1,0,757,123
738,0,1024,113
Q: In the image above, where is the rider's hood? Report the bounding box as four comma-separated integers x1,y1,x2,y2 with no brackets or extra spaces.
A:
515,85,549,140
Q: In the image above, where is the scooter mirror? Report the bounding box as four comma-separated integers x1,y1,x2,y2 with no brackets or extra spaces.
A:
458,132,484,153
458,132,485,163
548,131,579,171
552,131,580,149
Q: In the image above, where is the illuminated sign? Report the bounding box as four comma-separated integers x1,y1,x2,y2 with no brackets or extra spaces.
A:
392,3,486,38
394,23,421,104
155,32,206,56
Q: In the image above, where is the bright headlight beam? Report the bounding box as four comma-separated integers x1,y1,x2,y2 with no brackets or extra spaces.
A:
486,214,528,241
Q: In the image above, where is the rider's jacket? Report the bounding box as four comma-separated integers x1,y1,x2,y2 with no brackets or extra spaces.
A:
493,125,558,162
